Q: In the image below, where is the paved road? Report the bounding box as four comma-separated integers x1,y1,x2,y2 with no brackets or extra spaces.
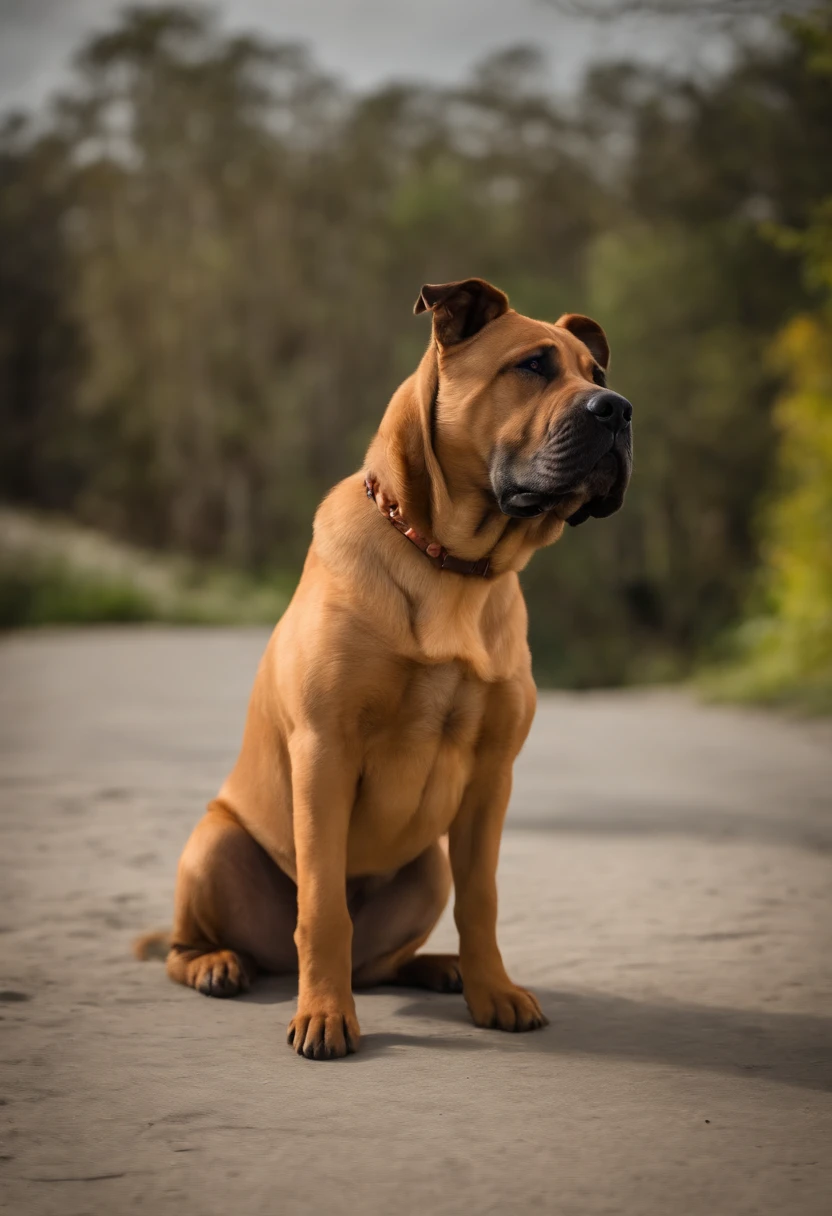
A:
1,628,831,1216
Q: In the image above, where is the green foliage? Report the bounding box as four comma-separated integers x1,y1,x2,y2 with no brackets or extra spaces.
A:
704,200,832,710
2,3,832,687
0,557,157,627
0,509,291,628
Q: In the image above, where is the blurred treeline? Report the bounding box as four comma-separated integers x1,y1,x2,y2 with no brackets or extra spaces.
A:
1,3,831,692
710,194,832,710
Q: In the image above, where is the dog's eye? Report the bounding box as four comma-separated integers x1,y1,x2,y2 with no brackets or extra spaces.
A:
592,364,606,388
511,348,556,380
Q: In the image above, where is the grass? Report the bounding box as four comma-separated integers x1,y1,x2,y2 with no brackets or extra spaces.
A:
696,618,832,715
0,508,293,629
698,660,832,715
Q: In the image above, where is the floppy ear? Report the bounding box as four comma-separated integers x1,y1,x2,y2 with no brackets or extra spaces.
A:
414,277,509,346
556,313,610,370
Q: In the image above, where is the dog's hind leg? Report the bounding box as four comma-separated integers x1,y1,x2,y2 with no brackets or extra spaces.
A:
350,841,461,992
165,801,298,997
166,942,256,998
392,951,463,993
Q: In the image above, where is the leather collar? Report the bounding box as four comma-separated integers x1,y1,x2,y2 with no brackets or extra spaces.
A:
364,476,490,578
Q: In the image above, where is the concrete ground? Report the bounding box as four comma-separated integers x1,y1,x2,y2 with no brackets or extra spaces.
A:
1,628,831,1216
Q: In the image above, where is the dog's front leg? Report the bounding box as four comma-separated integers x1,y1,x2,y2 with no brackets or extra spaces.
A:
449,764,548,1033
287,731,360,1060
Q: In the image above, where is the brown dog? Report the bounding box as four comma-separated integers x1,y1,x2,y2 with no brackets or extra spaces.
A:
138,278,632,1060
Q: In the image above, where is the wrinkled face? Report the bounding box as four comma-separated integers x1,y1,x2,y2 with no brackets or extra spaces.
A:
435,308,633,527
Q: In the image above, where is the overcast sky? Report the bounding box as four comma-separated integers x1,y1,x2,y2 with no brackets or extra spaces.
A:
0,0,761,113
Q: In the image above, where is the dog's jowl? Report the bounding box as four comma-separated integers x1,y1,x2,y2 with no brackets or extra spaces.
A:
136,277,633,1060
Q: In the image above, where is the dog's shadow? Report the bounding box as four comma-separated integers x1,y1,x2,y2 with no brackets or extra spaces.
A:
242,977,832,1092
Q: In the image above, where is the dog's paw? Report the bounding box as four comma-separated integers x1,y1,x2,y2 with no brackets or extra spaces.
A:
396,953,463,993
287,1006,361,1060
191,950,251,998
464,982,548,1033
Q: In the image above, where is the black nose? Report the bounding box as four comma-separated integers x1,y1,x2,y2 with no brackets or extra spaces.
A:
586,391,633,433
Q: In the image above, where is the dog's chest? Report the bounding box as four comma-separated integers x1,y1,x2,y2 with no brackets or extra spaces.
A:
347,662,486,871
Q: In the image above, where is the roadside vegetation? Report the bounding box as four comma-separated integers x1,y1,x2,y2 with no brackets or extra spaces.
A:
702,199,832,710
0,509,290,628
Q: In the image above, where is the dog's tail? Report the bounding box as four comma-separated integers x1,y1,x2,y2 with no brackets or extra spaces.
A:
133,929,171,961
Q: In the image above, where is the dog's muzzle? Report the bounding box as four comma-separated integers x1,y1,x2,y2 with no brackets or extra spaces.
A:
492,390,633,524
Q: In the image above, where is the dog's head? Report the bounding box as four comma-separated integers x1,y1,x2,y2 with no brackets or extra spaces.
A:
414,277,632,529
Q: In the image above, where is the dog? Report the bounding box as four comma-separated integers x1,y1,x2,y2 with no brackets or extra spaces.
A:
136,277,633,1060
